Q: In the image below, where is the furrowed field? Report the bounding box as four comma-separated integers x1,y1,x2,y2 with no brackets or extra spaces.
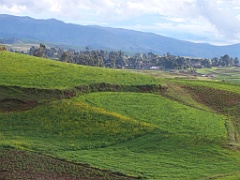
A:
1,51,240,179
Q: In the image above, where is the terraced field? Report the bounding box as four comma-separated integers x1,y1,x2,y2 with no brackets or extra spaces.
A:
1,51,240,179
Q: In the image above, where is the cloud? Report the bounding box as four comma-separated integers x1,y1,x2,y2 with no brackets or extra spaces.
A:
0,0,197,21
0,0,239,44
196,0,240,40
0,3,26,13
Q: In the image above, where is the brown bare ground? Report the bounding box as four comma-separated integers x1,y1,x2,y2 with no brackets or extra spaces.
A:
0,149,137,180
0,98,39,112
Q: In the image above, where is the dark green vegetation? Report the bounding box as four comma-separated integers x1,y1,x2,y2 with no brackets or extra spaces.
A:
56,50,238,70
12,43,240,70
1,51,240,179
44,47,240,70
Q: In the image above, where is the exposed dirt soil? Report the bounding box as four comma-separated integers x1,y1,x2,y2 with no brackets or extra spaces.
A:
0,98,38,112
181,86,240,112
0,149,137,180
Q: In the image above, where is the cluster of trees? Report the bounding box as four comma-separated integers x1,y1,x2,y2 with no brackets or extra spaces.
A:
28,44,64,59
211,54,239,67
26,44,240,70
59,49,126,68
27,45,127,68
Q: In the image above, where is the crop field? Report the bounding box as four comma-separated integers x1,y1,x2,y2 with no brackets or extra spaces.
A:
1,51,240,179
197,67,240,84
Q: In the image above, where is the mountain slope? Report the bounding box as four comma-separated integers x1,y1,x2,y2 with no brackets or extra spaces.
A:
0,14,239,58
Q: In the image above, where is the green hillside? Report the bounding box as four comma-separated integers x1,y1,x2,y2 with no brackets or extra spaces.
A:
1,52,240,179
0,51,159,89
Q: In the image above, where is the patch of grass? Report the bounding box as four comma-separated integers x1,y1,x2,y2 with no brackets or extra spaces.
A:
64,92,240,179
62,134,240,180
79,92,226,142
0,98,154,152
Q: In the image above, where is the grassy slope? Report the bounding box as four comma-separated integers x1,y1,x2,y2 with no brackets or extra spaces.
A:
0,51,159,89
0,99,154,151
1,52,240,179
1,92,240,179
0,85,71,112
75,92,240,179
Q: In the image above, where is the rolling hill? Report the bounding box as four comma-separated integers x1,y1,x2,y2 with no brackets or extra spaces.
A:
1,51,240,179
1,14,240,58
0,51,159,89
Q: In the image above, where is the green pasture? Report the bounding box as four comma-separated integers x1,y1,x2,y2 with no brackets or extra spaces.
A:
1,92,240,179
78,92,226,141
0,99,154,152
1,52,240,179
0,51,159,89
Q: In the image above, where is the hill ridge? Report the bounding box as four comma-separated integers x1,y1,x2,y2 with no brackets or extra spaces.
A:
0,14,240,58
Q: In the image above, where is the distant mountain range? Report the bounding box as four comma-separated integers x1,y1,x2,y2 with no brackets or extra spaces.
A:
0,14,239,58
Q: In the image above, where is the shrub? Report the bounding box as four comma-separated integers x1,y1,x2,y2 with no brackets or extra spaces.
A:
0,46,6,51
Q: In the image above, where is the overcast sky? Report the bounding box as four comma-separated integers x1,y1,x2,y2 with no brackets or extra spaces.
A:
1,0,240,45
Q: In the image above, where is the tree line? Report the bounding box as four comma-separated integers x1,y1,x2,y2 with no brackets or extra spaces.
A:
11,44,240,70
